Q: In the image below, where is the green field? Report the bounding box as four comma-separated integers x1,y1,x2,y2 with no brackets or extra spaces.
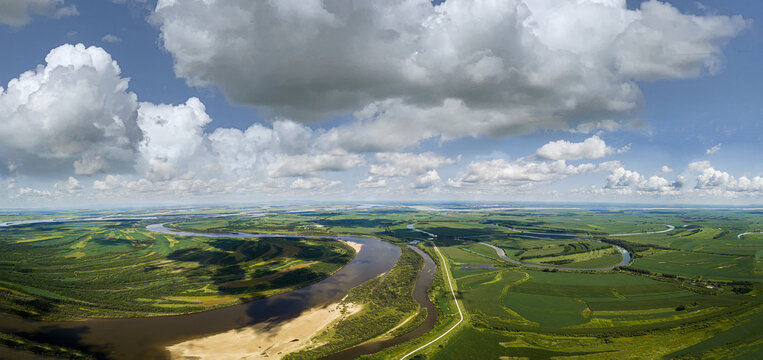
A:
0,206,760,359
0,218,353,320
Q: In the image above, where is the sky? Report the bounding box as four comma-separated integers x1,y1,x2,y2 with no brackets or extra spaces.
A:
0,0,761,207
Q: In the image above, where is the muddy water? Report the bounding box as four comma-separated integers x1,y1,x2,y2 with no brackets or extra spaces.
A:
0,225,401,360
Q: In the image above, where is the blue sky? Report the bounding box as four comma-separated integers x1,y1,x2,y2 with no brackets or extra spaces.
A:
0,0,761,206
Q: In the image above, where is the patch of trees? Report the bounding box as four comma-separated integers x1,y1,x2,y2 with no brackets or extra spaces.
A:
597,238,666,258
541,259,573,265
617,268,758,295
0,332,94,360
713,230,730,239
518,242,603,260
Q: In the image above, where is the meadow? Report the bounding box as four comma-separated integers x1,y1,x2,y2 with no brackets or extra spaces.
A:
0,218,353,320
0,205,760,359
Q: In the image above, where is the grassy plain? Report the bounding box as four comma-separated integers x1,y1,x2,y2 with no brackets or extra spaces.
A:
0,218,353,320
367,207,762,359
0,206,761,359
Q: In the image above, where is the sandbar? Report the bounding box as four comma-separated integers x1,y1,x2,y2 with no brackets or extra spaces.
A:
167,301,361,360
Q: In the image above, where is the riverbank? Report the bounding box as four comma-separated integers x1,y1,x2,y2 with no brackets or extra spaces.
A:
167,301,362,360
340,239,363,254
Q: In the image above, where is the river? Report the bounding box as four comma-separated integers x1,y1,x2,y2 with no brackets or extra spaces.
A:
0,224,409,359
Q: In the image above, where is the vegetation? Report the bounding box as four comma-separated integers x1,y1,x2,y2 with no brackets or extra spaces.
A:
0,206,760,359
0,331,94,359
0,219,353,320
284,246,424,359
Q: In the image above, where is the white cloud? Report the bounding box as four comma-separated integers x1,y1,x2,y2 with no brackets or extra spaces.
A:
597,160,623,172
603,167,681,195
0,0,78,27
14,187,52,199
594,162,762,198
356,176,387,189
687,161,763,195
269,152,363,178
152,0,746,147
0,43,141,176
570,119,622,133
92,174,227,196
688,160,712,172
54,176,82,194
536,135,625,160
661,165,673,173
448,158,595,188
369,152,457,177
137,97,212,180
290,177,342,191
413,170,440,189
705,143,721,154
102,34,122,43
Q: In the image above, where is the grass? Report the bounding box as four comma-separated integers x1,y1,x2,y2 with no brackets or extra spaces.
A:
0,206,761,360
0,219,353,320
633,249,758,281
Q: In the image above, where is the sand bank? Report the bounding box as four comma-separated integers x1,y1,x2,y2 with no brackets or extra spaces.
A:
341,239,363,254
167,302,361,360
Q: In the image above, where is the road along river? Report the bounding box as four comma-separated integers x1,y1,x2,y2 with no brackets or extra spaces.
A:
0,223,408,360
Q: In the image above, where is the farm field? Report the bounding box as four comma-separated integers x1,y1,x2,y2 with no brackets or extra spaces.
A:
0,205,760,359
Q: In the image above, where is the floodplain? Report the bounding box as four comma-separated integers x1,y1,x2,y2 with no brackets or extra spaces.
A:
0,204,760,359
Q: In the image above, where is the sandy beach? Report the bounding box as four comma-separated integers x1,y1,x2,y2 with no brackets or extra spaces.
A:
167,301,361,360
167,240,365,360
341,239,363,254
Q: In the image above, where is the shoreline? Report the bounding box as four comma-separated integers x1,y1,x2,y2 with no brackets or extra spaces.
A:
165,240,365,360
166,301,362,360
340,239,363,254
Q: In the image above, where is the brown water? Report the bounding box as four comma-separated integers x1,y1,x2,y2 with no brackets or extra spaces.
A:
0,228,401,360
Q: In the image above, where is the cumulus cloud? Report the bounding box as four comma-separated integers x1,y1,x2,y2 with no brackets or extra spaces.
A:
53,176,82,194
0,43,141,176
413,170,440,189
661,165,673,173
137,97,212,180
688,161,763,193
603,167,681,195
0,0,78,27
597,160,623,172
536,135,626,160
208,123,289,178
152,0,747,147
448,158,595,188
13,187,52,199
207,119,361,180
